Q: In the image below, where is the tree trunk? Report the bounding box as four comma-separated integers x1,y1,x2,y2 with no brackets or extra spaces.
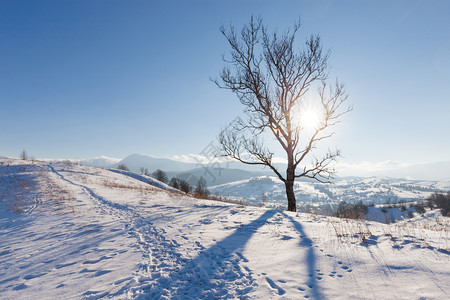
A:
285,179,296,212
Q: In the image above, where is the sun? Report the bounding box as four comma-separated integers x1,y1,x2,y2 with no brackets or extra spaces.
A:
300,108,323,130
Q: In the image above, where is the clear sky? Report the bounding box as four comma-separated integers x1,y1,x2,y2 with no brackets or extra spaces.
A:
1,1,449,170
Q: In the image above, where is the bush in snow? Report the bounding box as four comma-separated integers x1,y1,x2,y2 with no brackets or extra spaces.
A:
335,201,368,219
414,203,426,215
140,167,150,176
152,169,168,184
194,177,210,199
427,192,450,217
117,164,129,171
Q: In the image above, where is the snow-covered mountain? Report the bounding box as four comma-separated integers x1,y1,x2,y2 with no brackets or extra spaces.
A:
111,153,197,172
78,156,121,168
1,158,449,299
210,176,450,209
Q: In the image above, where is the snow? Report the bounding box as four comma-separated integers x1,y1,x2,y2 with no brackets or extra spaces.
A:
1,158,449,299
210,175,450,209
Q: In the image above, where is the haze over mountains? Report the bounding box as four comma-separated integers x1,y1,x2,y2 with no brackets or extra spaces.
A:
75,153,450,183
80,154,263,186
60,153,449,210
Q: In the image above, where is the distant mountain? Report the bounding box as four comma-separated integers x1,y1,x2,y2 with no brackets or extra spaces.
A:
371,161,450,181
338,160,450,181
111,153,198,173
79,156,121,168
81,153,450,185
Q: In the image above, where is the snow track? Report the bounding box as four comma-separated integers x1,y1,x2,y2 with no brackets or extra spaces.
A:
47,164,187,298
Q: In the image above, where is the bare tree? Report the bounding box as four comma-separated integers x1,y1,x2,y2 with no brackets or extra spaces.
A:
20,149,29,160
215,17,351,211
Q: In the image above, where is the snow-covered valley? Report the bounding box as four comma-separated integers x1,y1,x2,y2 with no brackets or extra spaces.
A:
1,158,449,299
210,175,450,211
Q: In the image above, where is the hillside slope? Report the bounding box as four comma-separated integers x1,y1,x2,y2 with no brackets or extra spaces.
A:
1,159,449,299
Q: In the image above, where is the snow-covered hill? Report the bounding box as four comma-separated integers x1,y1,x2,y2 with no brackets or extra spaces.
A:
1,158,449,299
210,176,450,210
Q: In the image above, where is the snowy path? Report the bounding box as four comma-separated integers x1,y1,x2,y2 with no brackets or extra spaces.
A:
1,159,449,299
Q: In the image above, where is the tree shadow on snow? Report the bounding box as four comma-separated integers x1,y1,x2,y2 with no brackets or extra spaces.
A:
281,212,324,300
139,209,278,299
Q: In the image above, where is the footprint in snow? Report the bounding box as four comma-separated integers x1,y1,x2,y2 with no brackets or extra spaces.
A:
113,277,133,285
93,270,112,277
55,261,77,269
12,283,29,290
82,255,112,265
265,277,286,295
23,272,47,280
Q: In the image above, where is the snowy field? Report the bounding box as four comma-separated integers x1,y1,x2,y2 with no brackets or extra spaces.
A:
1,158,449,299
210,175,450,209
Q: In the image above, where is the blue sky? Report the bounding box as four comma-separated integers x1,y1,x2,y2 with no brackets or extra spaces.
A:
1,1,449,170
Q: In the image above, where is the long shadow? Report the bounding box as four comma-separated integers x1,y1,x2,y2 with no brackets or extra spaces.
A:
137,209,278,299
281,212,324,300
0,164,43,230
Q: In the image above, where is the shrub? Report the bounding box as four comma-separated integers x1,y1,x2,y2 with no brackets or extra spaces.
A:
140,167,150,176
427,192,450,217
117,164,129,171
335,201,368,219
194,177,210,199
407,210,414,218
414,203,426,214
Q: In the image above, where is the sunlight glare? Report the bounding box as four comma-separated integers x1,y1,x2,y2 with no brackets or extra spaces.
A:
300,108,323,130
